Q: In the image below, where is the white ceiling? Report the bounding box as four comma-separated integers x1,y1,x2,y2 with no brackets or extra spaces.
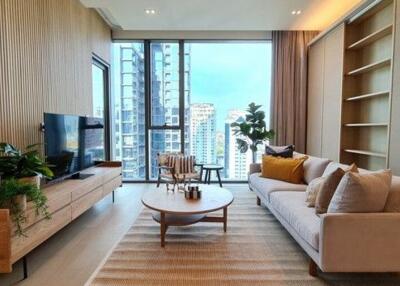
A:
80,0,364,31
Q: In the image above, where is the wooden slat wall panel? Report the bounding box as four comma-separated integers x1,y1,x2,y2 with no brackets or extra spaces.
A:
0,0,111,148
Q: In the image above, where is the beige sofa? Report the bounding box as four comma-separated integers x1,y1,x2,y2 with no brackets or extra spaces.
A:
248,154,400,276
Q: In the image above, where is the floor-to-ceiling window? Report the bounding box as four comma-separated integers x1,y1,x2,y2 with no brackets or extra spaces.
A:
184,42,272,180
111,42,146,180
111,41,271,181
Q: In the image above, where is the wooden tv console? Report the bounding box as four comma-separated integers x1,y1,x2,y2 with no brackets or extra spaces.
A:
0,161,122,275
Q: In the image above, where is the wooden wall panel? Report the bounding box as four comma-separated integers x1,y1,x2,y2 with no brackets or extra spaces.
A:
0,0,111,149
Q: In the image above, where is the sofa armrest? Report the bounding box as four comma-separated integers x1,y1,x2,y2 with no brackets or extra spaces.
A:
319,213,400,272
249,163,261,175
0,209,11,273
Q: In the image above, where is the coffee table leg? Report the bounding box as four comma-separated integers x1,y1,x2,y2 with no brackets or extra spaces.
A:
160,212,166,247
223,207,227,232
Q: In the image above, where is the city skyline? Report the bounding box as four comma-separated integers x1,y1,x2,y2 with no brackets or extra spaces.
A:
112,42,271,180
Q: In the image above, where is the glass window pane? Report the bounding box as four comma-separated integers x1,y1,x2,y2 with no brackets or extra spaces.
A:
112,42,146,180
150,42,180,127
184,42,272,181
92,64,105,118
149,130,181,179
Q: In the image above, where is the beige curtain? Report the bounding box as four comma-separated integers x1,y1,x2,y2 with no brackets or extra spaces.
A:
271,31,318,153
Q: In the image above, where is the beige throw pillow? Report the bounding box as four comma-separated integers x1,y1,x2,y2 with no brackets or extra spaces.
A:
305,163,358,208
305,177,324,207
315,168,345,214
328,170,392,213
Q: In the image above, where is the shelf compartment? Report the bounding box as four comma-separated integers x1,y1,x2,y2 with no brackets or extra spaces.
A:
344,123,388,127
343,149,387,158
346,58,391,76
347,24,393,50
345,90,390,101
348,0,393,24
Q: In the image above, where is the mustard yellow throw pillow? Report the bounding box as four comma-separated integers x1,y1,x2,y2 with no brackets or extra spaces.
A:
261,155,308,184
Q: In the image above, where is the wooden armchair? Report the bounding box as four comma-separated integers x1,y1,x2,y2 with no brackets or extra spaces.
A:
156,153,203,190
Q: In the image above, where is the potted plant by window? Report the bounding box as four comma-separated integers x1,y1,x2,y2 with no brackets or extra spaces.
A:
231,102,275,163
0,143,54,188
0,178,49,236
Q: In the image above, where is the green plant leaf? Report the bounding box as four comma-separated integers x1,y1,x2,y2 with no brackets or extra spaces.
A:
0,178,50,236
236,138,249,153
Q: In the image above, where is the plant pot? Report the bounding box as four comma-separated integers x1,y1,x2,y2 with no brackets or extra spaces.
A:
18,175,40,189
13,194,27,211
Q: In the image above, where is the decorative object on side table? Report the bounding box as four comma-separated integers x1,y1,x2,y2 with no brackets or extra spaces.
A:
184,186,202,200
230,102,275,163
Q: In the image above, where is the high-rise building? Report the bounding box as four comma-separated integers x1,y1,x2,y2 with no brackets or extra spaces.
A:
113,43,191,179
149,43,191,177
216,131,225,166
113,43,146,180
224,110,252,179
189,103,216,164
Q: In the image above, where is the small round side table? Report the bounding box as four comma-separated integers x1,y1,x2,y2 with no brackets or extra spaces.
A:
202,164,224,187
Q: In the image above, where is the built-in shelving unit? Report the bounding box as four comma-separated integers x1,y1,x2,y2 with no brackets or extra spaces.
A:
346,58,391,76
345,90,390,101
344,149,387,158
340,0,394,170
344,123,388,127
347,24,393,50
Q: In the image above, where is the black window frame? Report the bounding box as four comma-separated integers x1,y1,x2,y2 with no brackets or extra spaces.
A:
92,54,111,161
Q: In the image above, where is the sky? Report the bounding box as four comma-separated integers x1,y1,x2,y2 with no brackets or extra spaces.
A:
188,42,272,132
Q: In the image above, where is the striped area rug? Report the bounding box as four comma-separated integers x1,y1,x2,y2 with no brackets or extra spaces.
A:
87,186,400,286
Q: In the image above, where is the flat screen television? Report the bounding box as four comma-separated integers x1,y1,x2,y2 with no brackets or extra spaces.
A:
44,113,105,180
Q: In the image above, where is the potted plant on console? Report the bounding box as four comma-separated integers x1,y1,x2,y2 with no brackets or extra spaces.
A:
0,142,54,187
0,142,53,236
231,102,275,163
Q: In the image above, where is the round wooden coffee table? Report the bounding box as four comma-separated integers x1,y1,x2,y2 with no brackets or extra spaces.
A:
142,185,234,247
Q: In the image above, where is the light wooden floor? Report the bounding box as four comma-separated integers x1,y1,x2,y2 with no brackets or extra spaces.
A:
0,183,155,286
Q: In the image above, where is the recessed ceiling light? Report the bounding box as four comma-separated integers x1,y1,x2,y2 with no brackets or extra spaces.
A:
291,10,301,15
145,9,156,15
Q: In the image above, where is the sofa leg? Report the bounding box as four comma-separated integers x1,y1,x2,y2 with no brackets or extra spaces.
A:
256,196,261,206
309,259,318,277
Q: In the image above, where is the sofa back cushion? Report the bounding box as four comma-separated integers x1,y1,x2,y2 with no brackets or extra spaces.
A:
315,168,345,214
261,155,308,184
294,152,331,184
323,162,368,177
328,170,392,213
384,176,400,212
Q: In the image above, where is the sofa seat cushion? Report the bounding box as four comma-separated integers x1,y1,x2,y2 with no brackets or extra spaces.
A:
270,191,321,250
249,173,307,202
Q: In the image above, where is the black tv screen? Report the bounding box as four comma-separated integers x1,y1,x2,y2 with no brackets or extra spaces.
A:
44,113,105,180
